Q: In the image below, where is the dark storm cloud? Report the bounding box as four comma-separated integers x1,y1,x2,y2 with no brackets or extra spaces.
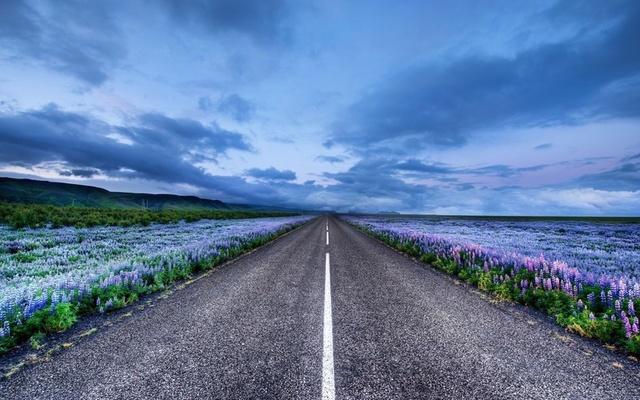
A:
159,0,292,46
246,167,296,182
329,0,640,151
123,112,252,156
0,104,251,186
0,0,124,85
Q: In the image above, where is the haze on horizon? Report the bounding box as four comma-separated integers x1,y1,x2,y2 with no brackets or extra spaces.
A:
0,0,638,215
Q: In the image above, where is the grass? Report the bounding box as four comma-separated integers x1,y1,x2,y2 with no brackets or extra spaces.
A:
0,202,297,229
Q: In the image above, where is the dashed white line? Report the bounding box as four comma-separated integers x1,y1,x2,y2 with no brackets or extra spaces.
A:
322,252,335,400
326,230,329,245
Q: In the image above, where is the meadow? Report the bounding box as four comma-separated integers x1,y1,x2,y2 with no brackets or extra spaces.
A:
0,215,312,353
344,215,640,354
0,202,296,229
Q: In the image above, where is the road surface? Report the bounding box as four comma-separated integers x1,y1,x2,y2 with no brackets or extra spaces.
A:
1,216,639,399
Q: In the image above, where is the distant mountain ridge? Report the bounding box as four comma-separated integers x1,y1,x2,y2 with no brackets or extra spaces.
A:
0,177,244,210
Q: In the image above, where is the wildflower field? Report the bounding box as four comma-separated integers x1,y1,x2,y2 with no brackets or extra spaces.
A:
0,215,312,353
344,215,640,354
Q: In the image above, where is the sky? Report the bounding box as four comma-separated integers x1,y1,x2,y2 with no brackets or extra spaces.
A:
0,0,639,215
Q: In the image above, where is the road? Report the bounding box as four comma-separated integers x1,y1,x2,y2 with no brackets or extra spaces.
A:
1,216,639,399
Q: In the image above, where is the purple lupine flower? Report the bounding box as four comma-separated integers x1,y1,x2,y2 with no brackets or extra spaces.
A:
622,312,632,338
629,301,636,317
587,292,595,305
577,299,584,311
589,312,596,321
615,300,621,314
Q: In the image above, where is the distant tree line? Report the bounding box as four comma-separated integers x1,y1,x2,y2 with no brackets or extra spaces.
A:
0,202,297,229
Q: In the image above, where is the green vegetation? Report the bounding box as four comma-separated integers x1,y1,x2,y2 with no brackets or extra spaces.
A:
0,202,296,229
0,224,302,354
0,177,235,209
356,225,640,356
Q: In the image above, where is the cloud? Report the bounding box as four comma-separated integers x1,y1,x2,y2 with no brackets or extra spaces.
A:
321,158,433,211
531,188,640,213
574,157,640,191
327,160,640,215
159,0,292,46
347,157,556,180
2,110,637,215
534,143,552,150
315,155,346,164
0,0,124,85
124,112,252,158
393,159,454,174
0,104,251,187
215,94,256,122
0,104,307,207
329,0,640,152
270,136,295,144
198,97,214,112
623,153,640,162
0,0,296,85
199,94,256,122
246,167,296,182
462,164,552,178
59,168,101,178
0,2,637,216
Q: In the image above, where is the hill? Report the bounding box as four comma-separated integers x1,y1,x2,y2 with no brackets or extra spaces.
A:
0,177,235,210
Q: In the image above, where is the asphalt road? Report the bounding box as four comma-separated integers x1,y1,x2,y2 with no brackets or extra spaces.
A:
1,216,639,399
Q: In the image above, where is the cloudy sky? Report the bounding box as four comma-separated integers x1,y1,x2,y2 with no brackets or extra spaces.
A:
0,0,639,215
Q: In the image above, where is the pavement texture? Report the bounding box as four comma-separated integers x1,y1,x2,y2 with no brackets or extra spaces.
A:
1,215,639,399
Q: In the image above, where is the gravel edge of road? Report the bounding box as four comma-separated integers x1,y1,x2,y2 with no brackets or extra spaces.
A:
0,216,319,379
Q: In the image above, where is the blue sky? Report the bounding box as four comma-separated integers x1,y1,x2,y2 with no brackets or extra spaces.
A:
0,0,639,215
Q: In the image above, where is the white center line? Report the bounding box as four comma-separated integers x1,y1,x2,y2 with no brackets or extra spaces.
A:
326,230,329,245
322,252,335,400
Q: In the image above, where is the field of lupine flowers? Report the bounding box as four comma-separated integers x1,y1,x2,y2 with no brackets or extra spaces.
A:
0,215,312,353
343,215,640,355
